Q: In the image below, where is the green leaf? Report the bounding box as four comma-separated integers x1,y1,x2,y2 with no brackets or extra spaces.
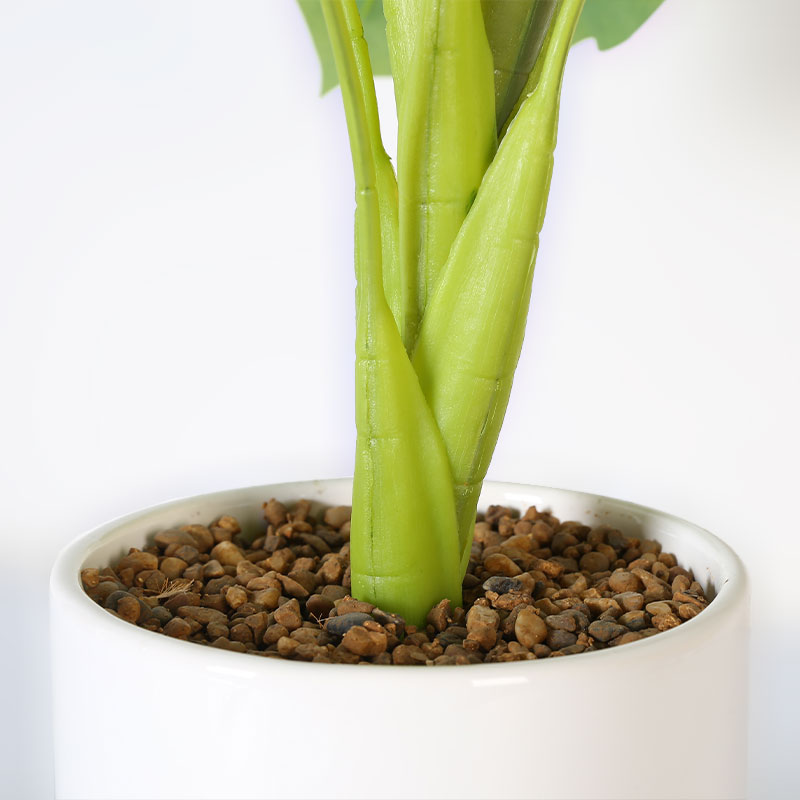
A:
572,0,666,50
299,0,667,94
297,0,392,94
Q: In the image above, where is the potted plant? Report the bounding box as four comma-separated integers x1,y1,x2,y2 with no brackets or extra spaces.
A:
50,2,748,798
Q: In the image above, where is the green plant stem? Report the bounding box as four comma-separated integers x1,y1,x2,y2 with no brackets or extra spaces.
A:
385,0,497,352
412,0,586,570
322,0,462,626
481,0,557,134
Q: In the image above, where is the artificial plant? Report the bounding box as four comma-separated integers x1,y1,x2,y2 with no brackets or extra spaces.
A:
298,0,666,625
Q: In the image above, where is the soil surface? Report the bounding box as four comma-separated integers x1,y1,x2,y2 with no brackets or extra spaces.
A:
82,498,710,664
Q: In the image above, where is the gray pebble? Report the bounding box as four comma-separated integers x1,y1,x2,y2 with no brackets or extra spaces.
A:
588,620,627,642
482,576,524,595
324,612,373,638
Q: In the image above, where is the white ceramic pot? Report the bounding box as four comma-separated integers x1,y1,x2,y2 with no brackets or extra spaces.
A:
51,480,748,800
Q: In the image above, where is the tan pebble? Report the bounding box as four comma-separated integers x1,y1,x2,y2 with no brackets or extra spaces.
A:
466,605,499,650
117,551,158,575
163,617,192,639
230,623,253,644
252,587,281,610
652,612,681,631
287,569,317,594
154,529,198,550
263,623,288,645
614,591,645,612
608,571,642,593
224,585,249,610
426,599,452,633
585,597,622,616
266,548,295,574
531,558,563,579
651,561,670,582
515,607,547,649
645,601,673,616
672,574,691,594
273,598,302,631
212,637,246,653
214,515,241,534
163,592,200,612
579,552,610,573
263,499,288,527
323,505,351,529
115,595,141,623
209,541,246,567
317,556,344,585
483,553,522,577
342,626,387,657
277,574,309,599
160,557,188,580
81,568,100,589
201,593,227,612
180,524,214,552
336,596,375,615
207,621,229,639
678,603,700,620
610,631,643,646
177,606,227,626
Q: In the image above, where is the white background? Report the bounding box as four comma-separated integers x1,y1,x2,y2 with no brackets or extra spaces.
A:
1,1,798,797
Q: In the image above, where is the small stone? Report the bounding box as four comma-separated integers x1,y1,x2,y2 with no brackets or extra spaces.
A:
173,545,200,565
273,598,302,631
263,499,288,527
645,601,673,617
225,585,249,610
545,613,577,632
392,644,426,665
323,505,351,529
466,605,499,650
177,606,227,626
277,574,310,599
116,595,141,623
515,607,547,649
207,621,229,640
618,610,648,631
81,568,100,589
614,591,645,612
483,553,522,577
341,626,387,656
180,524,214,552
230,623,254,644
212,637,247,653
579,552,610,573
202,559,225,579
150,606,172,625
678,603,700,620
325,612,373,637
117,550,158,574
209,541,246,567
163,617,192,639
251,587,281,610
546,630,577,650
588,620,627,643
160,557,188,580
306,594,335,619
336,596,375,615
426,599,452,633
652,612,681,631
154,529,198,550
320,584,349,602
482,576,524,595
608,571,642,593
263,623,288,645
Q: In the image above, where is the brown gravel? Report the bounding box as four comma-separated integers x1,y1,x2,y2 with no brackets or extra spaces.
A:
81,497,711,665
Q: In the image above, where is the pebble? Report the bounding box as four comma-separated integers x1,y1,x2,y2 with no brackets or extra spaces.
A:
588,620,628,642
618,610,648,631
273,599,302,632
341,626,388,656
160,557,188,580
163,617,192,639
614,591,645,612
608,571,642,593
178,606,227,626
545,613,577,632
117,551,158,574
209,541,246,567
324,612,373,638
547,630,577,650
306,594,335,619
466,605,500,650
514,607,547,649
482,576,524,594
483,553,522,577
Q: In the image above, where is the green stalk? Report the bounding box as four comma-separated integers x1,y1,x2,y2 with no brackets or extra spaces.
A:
481,0,557,134
412,0,585,568
385,0,497,352
322,0,462,626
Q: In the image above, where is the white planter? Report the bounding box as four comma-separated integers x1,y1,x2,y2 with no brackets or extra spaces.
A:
51,480,748,800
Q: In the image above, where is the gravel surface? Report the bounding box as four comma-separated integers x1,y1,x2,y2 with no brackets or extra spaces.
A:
82,499,710,665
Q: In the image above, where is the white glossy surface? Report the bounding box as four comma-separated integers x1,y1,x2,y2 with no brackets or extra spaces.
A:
51,480,748,800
